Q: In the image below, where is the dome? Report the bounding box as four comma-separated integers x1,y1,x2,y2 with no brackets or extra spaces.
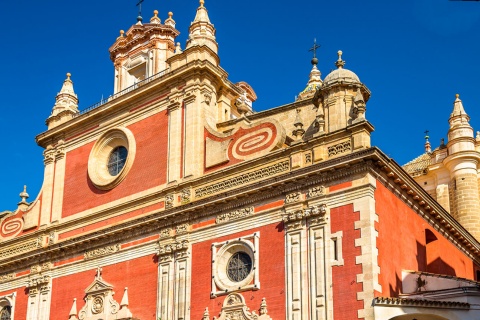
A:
323,50,361,86
323,68,360,85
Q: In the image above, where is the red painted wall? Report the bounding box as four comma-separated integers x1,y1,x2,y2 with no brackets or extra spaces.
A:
190,222,285,319
51,254,158,320
330,204,364,320
375,181,477,297
62,111,168,218
0,287,28,319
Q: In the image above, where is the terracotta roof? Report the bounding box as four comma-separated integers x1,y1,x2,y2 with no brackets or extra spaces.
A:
402,153,432,177
373,297,470,309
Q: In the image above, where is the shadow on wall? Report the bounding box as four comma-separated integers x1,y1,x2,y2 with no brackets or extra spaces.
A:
416,229,457,277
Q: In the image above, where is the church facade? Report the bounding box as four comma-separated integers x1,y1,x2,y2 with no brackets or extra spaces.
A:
1,2,480,320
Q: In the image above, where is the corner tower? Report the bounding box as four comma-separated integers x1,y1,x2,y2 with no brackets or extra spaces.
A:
443,94,480,239
109,10,180,93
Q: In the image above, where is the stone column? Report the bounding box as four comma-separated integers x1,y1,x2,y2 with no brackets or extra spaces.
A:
167,97,182,183
40,147,55,227
51,142,66,223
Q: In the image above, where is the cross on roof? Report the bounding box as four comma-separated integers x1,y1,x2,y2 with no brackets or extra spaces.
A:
136,0,145,17
309,38,321,59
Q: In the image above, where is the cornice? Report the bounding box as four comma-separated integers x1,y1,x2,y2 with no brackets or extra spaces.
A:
36,60,231,148
3,146,480,272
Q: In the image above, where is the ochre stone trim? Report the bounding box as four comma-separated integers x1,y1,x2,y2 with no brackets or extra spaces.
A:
373,297,470,309
195,160,290,198
84,244,121,260
215,207,254,224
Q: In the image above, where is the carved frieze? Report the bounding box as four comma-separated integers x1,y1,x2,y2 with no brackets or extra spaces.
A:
285,192,301,204
180,188,191,204
216,207,254,224
30,262,54,274
0,239,39,261
157,240,189,256
195,160,290,198
328,141,351,157
0,273,15,283
308,186,325,198
203,293,271,320
165,193,174,209
27,275,51,288
159,227,172,239
84,244,120,260
176,223,189,234
283,204,327,230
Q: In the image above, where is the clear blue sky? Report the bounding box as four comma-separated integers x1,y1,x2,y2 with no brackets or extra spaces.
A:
0,0,479,211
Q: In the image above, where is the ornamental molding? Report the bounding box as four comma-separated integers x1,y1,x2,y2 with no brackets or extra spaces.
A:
176,223,189,234
285,192,301,204
157,240,189,256
203,293,271,320
283,204,327,230
30,262,54,274
27,275,51,288
180,188,191,204
159,227,172,239
165,193,174,209
216,207,254,224
195,160,290,198
72,268,133,320
308,185,325,198
84,244,121,260
0,238,40,261
0,273,15,283
328,140,351,157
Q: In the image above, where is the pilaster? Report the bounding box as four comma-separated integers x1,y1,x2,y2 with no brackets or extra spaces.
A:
39,147,55,227
167,96,182,183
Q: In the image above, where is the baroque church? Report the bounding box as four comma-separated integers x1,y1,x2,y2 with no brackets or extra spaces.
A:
1,1,480,319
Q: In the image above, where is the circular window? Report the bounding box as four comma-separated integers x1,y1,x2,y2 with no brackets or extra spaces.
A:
88,127,136,190
107,146,128,176
213,240,256,292
227,252,252,282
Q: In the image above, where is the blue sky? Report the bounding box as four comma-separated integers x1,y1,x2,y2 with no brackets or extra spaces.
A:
0,0,479,211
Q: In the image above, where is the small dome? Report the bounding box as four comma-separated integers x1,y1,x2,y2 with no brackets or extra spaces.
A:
323,50,360,86
323,68,360,86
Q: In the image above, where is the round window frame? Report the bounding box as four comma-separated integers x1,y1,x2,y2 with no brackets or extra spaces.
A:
88,127,136,190
214,240,255,291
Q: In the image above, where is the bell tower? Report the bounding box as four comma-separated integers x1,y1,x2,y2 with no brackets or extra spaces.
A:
109,10,180,93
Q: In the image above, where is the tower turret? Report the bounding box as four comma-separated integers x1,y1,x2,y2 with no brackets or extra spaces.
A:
109,10,180,93
46,73,79,129
443,94,480,239
186,0,218,54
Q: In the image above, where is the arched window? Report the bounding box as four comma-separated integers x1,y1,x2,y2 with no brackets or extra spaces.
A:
0,306,11,320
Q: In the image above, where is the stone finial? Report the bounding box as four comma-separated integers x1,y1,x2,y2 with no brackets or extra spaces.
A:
424,130,432,153
449,93,471,130
186,0,217,53
19,185,29,204
292,109,305,141
95,267,102,280
335,50,345,69
117,30,125,40
193,0,210,23
259,298,268,315
451,93,468,117
202,307,210,320
353,88,366,123
150,10,161,24
68,298,79,320
47,72,79,129
175,42,183,54
165,11,176,27
117,287,133,319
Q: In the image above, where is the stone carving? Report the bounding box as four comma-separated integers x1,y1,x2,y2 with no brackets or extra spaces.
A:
180,188,191,204
73,268,132,320
176,223,189,234
1,218,23,239
308,186,325,198
204,92,212,105
285,192,301,204
84,244,120,260
216,207,254,224
30,262,54,274
157,240,189,256
202,293,271,320
165,193,174,209
195,160,290,198
283,204,327,230
0,238,39,261
0,273,15,283
159,227,172,239
305,152,312,164
328,141,351,157
27,275,51,288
